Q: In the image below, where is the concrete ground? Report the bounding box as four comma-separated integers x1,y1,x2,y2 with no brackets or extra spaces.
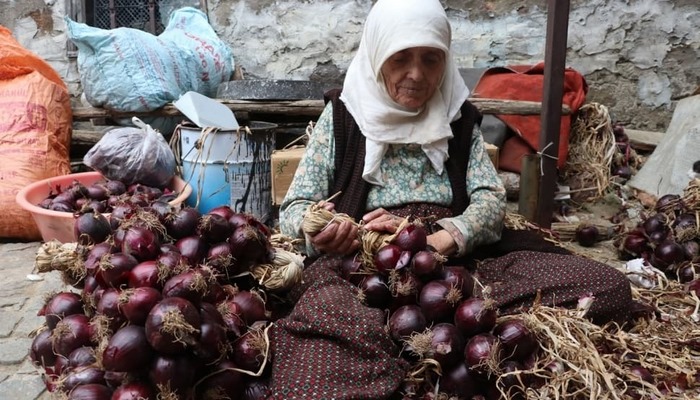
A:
0,242,60,400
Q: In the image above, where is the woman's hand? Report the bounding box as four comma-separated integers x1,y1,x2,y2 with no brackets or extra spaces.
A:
426,230,458,257
309,202,360,256
362,208,404,233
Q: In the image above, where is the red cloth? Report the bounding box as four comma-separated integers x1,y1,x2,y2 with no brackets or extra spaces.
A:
472,62,588,173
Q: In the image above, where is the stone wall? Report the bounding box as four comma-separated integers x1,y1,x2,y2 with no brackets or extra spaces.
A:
1,0,698,131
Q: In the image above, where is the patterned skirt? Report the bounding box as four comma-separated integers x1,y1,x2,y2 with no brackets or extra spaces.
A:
267,204,633,399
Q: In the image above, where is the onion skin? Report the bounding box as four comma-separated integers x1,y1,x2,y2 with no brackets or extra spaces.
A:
110,382,156,400
359,274,392,309
196,359,245,400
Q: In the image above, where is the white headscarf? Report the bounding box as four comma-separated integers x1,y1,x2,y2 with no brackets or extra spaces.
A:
340,0,470,185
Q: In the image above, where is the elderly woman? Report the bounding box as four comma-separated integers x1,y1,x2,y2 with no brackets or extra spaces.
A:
269,0,632,398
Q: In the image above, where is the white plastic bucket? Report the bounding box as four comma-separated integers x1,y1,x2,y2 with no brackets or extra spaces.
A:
177,122,277,222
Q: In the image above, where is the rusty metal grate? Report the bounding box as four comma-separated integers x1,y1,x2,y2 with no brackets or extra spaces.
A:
93,0,164,34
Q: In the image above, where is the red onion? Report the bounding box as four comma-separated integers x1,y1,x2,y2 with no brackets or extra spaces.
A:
175,235,209,265
243,378,271,400
195,359,245,400
120,225,161,262
231,289,268,325
229,224,270,267
216,299,246,338
464,333,502,372
102,325,154,372
419,280,462,323
145,297,201,354
232,329,268,373
688,279,700,297
493,318,538,362
499,360,530,397
128,260,166,290
392,223,428,253
454,297,497,337
95,252,139,288
149,354,197,398
359,274,392,309
642,213,668,237
619,230,651,259
165,207,201,239
119,287,163,325
439,362,476,399
156,250,188,273
388,305,427,341
651,240,687,270
42,291,84,330
675,261,700,284
411,250,445,278
84,242,117,277
30,329,57,369
110,382,156,400
628,364,654,384
96,288,127,333
655,194,682,214
67,383,113,399
339,255,364,285
67,346,96,370
63,370,108,394
207,241,235,274
197,213,232,244
208,205,236,220
389,271,423,310
575,224,599,247
194,302,229,363
51,314,94,357
74,212,112,246
439,266,474,299
373,244,405,274
162,269,213,306
428,322,464,371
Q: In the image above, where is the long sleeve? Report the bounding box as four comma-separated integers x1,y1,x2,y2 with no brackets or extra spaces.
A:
435,127,506,256
278,103,336,254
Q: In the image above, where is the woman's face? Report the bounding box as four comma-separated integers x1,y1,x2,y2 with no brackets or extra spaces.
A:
380,47,446,109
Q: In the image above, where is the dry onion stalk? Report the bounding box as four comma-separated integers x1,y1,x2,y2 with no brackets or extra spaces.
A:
250,248,305,292
301,195,410,270
515,293,700,400
34,240,86,285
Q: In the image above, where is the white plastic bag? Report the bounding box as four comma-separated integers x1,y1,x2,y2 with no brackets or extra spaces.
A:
84,117,176,188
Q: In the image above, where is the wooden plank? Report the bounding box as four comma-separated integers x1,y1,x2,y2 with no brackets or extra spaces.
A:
71,98,571,121
625,128,663,151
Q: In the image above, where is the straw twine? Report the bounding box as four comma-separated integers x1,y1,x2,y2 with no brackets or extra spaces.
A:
250,248,305,292
561,103,617,203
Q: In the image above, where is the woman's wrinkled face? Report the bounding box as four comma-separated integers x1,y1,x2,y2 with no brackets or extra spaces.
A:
380,47,446,109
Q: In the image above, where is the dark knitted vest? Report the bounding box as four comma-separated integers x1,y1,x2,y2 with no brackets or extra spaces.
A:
323,88,482,221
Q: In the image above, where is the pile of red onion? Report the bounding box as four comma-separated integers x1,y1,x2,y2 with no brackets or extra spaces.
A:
615,193,700,293
38,177,179,215
341,223,544,399
31,204,281,399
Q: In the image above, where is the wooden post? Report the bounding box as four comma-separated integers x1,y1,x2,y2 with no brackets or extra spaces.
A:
518,154,541,222
535,0,570,228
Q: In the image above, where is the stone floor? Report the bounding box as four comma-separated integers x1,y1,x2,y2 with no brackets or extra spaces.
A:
0,242,61,400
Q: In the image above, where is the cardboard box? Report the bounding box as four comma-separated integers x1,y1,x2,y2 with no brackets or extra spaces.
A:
271,146,306,206
484,142,500,170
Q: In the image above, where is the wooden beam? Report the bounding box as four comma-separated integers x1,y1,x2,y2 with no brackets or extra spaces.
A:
534,0,570,229
71,98,571,121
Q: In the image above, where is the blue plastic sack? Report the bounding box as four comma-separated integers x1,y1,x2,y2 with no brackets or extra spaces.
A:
66,7,234,112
